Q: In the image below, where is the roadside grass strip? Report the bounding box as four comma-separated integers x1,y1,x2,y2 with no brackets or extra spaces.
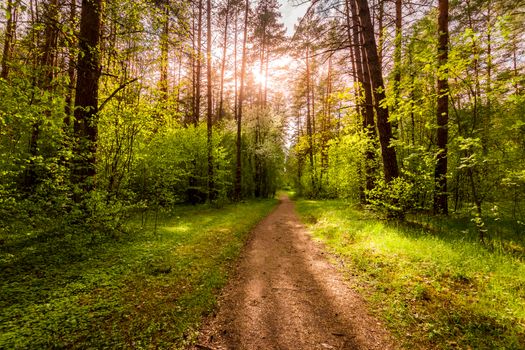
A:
296,199,525,349
0,199,277,349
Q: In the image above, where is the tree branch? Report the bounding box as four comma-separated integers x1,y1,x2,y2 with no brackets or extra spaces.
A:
98,78,139,112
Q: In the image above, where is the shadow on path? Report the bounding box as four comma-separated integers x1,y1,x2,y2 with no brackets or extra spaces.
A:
193,196,396,350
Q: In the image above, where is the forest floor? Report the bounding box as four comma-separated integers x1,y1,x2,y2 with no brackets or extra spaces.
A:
192,196,396,350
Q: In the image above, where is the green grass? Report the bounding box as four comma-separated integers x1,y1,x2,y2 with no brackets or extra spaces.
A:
295,198,525,349
0,198,277,349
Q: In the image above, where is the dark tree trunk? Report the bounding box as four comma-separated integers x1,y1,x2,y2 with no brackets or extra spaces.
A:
206,0,215,200
72,0,102,191
355,0,399,183
433,0,449,214
348,0,377,198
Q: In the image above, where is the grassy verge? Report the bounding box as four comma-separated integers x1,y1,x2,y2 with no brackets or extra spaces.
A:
0,198,277,349
295,199,525,349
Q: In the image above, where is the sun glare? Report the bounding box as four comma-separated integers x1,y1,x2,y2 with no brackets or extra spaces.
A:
252,67,267,86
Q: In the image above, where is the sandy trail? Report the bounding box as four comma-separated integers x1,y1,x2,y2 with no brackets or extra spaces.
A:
192,196,396,350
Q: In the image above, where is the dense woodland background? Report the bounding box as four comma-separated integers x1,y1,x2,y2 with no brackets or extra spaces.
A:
0,0,523,231
1,0,525,347
1,0,524,234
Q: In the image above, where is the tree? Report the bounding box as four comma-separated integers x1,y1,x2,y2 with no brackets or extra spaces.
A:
73,0,103,191
206,0,215,200
355,0,399,183
234,0,249,200
1,0,17,79
433,0,449,214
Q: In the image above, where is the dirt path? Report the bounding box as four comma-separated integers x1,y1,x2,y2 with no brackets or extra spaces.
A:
193,196,397,350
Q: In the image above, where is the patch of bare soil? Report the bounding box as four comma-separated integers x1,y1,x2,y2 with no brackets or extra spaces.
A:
191,196,397,350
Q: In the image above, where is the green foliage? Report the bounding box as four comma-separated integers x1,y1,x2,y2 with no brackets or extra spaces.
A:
323,128,369,200
367,177,417,217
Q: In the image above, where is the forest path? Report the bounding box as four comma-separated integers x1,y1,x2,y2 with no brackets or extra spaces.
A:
192,196,397,350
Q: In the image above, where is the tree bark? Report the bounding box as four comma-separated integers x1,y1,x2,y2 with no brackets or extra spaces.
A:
393,0,402,109
218,0,230,123
355,0,399,183
1,0,16,80
350,0,377,197
305,44,315,194
433,0,449,214
64,0,77,128
159,3,169,102
195,0,203,126
73,0,103,191
206,0,215,200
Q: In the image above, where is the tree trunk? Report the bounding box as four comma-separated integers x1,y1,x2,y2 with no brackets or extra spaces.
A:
72,0,103,191
159,3,169,102
306,44,315,194
349,0,377,198
234,0,249,200
1,0,16,79
206,0,215,200
355,0,399,183
433,0,449,214
195,0,203,126
64,0,77,128
376,0,384,67
218,0,230,123
393,0,402,109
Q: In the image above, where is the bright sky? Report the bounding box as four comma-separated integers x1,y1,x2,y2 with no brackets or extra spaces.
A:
278,0,310,36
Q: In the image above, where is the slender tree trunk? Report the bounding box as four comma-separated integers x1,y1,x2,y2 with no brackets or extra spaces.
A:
195,0,203,126
234,0,249,200
305,44,315,194
1,0,16,79
345,0,366,202
218,0,230,123
320,57,332,190
64,0,77,128
73,0,103,191
189,7,196,125
264,46,269,105
234,8,238,121
206,0,214,200
349,0,377,198
345,0,359,115
433,0,449,214
355,0,399,183
393,0,402,109
377,0,384,67
159,3,169,102
484,0,493,154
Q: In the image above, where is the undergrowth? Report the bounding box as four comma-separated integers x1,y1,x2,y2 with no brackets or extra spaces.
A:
295,199,525,349
0,198,277,349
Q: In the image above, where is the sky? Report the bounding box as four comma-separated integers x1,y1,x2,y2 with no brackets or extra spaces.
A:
278,0,310,36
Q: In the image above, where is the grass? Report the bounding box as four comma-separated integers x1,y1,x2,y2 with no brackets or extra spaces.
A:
0,198,277,349
295,198,525,349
